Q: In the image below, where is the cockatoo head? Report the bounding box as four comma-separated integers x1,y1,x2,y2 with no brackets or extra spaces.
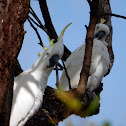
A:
37,23,72,71
94,23,110,42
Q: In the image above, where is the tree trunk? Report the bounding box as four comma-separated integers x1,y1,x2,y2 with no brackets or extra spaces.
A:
0,0,30,125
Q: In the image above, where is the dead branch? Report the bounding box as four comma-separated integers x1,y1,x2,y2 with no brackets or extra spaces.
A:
30,6,43,26
100,13,126,20
28,18,44,48
28,15,41,29
29,7,52,37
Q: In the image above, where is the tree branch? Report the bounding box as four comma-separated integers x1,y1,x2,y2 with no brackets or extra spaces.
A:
25,84,103,126
77,0,99,95
28,18,44,48
61,58,71,90
100,13,126,19
38,0,58,40
29,8,52,37
55,64,60,89
38,0,71,61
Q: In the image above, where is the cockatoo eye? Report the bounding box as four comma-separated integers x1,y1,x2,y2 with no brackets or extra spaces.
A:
97,26,99,29
47,52,49,55
48,55,59,67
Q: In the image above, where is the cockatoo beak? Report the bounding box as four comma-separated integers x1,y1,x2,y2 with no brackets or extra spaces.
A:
48,55,59,67
94,31,105,40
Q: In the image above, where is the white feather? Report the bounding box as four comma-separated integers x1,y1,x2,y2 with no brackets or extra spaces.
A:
10,23,71,126
59,23,110,91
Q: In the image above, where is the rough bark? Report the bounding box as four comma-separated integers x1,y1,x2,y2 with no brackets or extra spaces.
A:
0,0,30,125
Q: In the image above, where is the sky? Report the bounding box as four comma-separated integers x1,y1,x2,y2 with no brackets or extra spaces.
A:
18,0,126,126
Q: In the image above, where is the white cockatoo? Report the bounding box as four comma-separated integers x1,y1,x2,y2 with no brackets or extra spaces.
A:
59,21,110,92
9,23,72,126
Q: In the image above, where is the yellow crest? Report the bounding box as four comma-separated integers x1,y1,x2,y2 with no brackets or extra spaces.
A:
38,52,42,57
99,18,106,24
47,36,55,47
58,22,72,41
42,44,48,51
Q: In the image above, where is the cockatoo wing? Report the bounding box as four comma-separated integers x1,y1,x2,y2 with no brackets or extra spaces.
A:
87,39,110,91
10,72,39,126
59,43,86,90
59,39,110,91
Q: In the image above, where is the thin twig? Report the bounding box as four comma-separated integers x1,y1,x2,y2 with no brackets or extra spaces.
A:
54,68,63,71
55,64,60,89
61,58,71,90
57,62,63,70
28,15,41,28
30,6,43,27
29,7,53,37
28,15,52,38
54,62,63,71
29,11,48,34
100,13,126,19
42,109,56,126
28,18,44,48
29,9,44,28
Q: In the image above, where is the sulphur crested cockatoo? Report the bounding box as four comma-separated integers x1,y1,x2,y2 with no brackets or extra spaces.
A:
9,23,72,126
59,22,110,92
